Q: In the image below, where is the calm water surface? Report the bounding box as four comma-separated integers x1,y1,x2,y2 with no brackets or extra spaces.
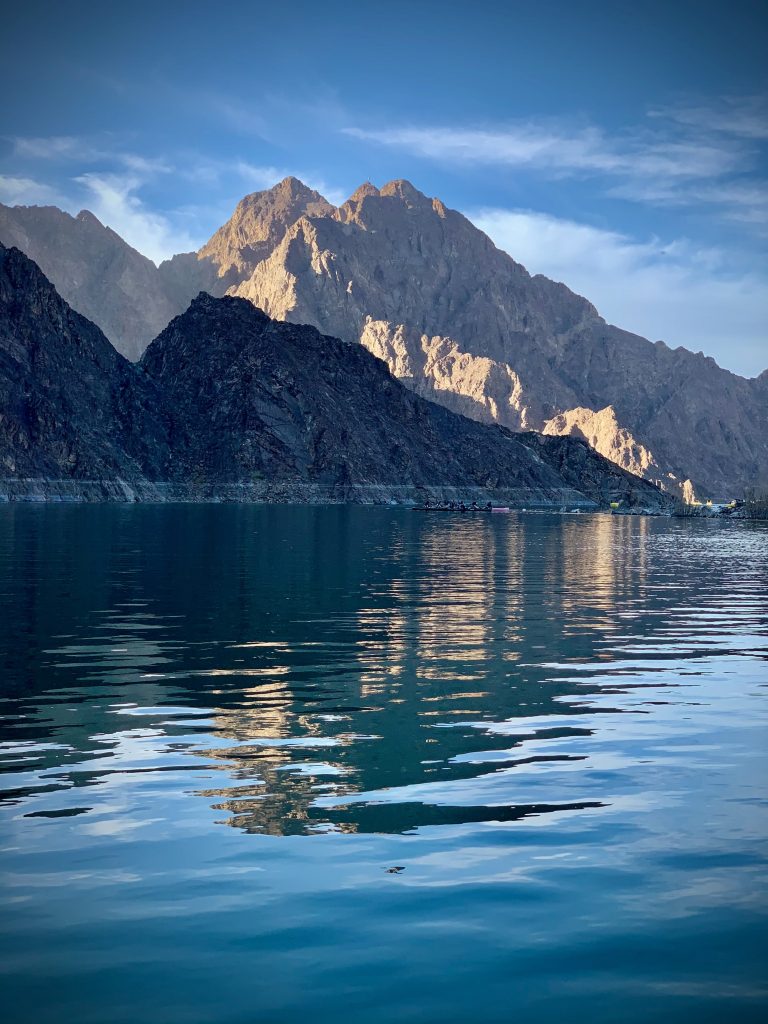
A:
0,506,766,1023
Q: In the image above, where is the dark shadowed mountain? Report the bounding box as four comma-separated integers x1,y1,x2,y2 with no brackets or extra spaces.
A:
0,243,669,509
142,290,665,507
2,178,764,498
0,243,171,490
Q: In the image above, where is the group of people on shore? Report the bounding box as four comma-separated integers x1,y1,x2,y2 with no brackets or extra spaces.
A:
421,499,493,512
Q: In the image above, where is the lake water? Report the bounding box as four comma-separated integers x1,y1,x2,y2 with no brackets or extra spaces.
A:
0,506,766,1023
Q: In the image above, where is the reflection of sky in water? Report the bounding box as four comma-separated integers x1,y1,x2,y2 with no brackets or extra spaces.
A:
0,507,766,1024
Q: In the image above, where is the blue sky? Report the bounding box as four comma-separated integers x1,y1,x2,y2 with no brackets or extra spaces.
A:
1,0,766,376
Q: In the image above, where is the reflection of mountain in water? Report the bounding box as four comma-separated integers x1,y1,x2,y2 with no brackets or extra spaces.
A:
1,506,763,837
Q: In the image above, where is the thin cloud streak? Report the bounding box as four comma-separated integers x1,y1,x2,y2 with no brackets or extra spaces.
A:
649,96,768,140
345,103,767,225
345,122,739,180
9,135,173,175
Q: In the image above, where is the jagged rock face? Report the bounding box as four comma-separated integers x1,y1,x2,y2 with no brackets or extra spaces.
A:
0,204,189,361
198,177,335,289
232,181,596,412
542,405,695,499
0,244,171,481
359,321,530,426
229,180,767,499
0,244,670,509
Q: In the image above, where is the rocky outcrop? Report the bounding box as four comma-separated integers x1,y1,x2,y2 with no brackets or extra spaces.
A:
0,243,171,483
542,405,696,500
227,180,767,500
198,176,334,289
0,244,671,510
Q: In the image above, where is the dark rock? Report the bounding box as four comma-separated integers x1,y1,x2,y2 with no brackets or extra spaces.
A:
0,244,171,482
0,243,675,511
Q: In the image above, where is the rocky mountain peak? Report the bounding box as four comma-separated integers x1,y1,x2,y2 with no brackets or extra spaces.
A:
197,176,334,285
273,175,325,200
75,209,104,228
2,177,765,500
338,179,433,221
379,179,428,205
345,182,379,204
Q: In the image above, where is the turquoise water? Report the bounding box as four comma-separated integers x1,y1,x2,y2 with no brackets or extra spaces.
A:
0,506,766,1023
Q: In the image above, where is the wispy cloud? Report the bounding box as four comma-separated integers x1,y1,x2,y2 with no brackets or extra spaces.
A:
10,135,174,176
73,172,199,263
345,122,739,180
12,136,91,160
649,95,768,140
469,206,768,378
0,175,64,205
345,100,767,226
608,178,768,225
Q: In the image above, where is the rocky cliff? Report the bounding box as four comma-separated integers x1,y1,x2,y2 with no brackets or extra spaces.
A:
3,178,764,498
0,243,171,488
228,180,767,500
198,176,335,289
0,244,669,509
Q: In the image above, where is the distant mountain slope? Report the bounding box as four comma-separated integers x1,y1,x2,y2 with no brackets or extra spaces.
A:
0,203,193,361
2,178,764,497
0,243,667,509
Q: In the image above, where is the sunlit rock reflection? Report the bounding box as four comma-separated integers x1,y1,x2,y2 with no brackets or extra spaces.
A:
0,507,765,840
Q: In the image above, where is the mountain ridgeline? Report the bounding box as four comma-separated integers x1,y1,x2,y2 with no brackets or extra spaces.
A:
1,176,765,498
0,243,668,508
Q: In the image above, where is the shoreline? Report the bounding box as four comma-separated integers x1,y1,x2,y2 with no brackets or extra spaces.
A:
0,476,678,513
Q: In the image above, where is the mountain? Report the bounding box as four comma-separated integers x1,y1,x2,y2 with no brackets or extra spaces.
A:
0,243,668,509
226,179,768,500
197,176,335,289
0,243,171,496
2,178,765,498
141,291,665,507
0,177,334,359
0,202,196,361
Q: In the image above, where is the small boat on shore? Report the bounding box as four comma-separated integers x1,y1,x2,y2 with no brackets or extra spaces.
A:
414,503,511,514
